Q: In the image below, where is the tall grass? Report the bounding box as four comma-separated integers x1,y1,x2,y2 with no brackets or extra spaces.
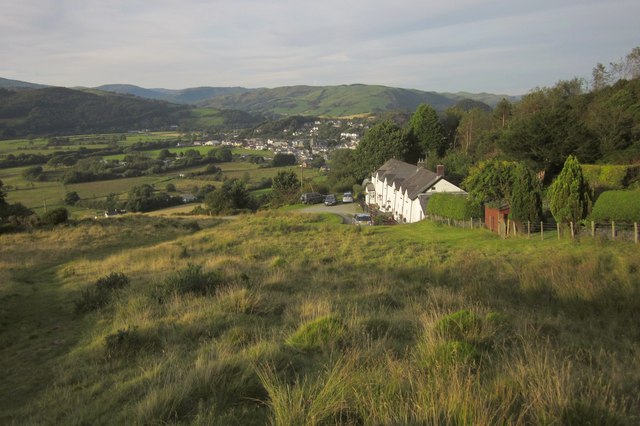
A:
2,214,639,424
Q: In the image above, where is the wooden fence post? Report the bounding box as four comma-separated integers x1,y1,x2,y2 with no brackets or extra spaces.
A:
541,222,544,241
557,223,561,240
612,221,615,240
591,221,595,238
513,221,517,237
527,221,531,238
570,222,575,239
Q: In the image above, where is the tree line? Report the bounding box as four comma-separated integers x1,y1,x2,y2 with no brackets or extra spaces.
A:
328,46,640,189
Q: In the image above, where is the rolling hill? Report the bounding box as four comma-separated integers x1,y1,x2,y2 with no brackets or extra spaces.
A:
0,87,190,138
95,84,251,105
0,77,49,90
95,83,519,117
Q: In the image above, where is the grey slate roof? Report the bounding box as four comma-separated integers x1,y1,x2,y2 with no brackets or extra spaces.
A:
374,159,441,200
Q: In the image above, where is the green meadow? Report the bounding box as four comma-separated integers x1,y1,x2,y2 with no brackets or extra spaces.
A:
1,213,638,425
2,161,315,216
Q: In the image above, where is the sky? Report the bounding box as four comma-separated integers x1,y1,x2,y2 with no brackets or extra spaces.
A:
1,0,639,95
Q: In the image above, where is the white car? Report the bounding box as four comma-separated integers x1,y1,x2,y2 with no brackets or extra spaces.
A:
342,192,354,203
353,213,372,225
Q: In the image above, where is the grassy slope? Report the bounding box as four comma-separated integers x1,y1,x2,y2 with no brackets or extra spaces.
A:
205,85,460,116
1,214,639,425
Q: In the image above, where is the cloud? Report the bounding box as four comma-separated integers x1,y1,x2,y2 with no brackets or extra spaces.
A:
1,0,639,93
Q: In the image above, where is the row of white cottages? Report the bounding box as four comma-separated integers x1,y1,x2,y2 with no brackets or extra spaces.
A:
363,159,467,223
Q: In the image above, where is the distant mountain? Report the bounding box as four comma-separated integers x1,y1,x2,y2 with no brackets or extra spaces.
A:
1,77,520,121
96,84,251,104
0,87,190,138
96,83,519,117
0,77,49,90
203,85,443,117
202,85,519,118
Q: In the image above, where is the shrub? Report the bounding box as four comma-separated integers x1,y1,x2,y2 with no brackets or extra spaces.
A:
426,193,482,220
74,272,130,313
434,309,481,340
429,340,480,367
64,191,80,206
104,327,161,359
286,316,346,351
96,272,130,291
590,190,640,222
581,164,630,190
41,207,68,225
163,264,222,296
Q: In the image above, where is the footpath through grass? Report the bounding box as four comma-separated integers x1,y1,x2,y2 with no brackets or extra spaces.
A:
1,214,639,425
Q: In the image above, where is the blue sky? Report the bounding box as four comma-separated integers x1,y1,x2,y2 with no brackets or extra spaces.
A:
1,0,638,95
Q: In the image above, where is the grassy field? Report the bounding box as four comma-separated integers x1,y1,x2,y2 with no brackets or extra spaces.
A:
1,160,316,216
0,132,182,157
1,213,638,425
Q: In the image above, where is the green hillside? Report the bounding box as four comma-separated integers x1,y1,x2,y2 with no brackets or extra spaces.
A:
0,87,190,138
205,84,462,117
96,85,251,105
0,88,266,138
96,82,519,117
1,214,638,424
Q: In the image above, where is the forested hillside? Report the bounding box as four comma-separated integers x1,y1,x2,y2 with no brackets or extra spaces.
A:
0,87,266,138
0,87,190,138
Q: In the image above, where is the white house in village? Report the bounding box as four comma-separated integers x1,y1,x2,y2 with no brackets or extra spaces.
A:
363,159,466,223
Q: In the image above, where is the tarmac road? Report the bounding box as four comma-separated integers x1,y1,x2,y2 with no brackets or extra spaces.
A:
299,202,360,224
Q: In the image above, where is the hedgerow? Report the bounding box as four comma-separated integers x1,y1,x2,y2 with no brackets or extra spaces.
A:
590,190,640,222
426,193,482,220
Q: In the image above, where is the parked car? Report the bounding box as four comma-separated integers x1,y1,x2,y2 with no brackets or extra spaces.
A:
300,192,324,204
342,192,354,203
324,194,337,206
353,213,372,225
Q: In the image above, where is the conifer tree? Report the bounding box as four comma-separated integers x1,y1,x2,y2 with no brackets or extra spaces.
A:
549,155,591,223
509,163,542,223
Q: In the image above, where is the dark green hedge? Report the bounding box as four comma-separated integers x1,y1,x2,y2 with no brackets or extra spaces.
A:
426,193,482,220
590,190,640,222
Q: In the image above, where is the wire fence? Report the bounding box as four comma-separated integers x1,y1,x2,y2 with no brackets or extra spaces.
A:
427,214,640,244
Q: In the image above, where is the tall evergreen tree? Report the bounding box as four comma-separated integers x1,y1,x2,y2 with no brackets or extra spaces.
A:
408,103,445,158
549,155,591,224
509,163,542,223
352,120,405,180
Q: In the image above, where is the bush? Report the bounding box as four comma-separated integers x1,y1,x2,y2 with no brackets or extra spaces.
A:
428,340,480,367
41,207,68,225
426,194,482,220
590,190,640,222
96,272,130,291
162,264,222,296
74,272,130,313
286,316,346,351
64,191,80,206
581,164,630,191
434,309,481,340
104,327,161,359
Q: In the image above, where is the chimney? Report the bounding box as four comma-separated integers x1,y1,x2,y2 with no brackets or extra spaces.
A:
416,158,425,170
436,164,445,177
